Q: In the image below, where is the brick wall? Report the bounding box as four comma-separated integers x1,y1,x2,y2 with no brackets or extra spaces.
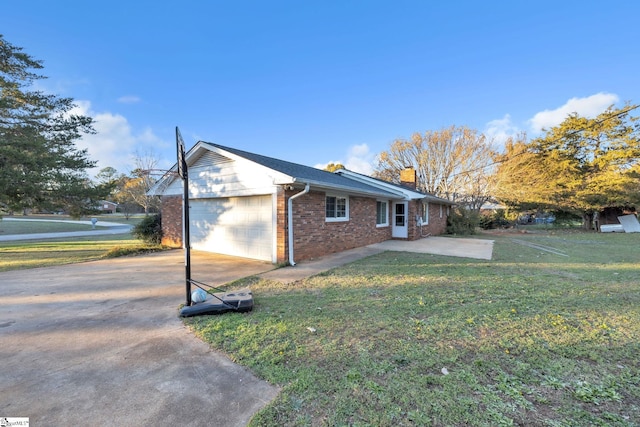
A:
160,191,450,263
406,201,418,240
276,188,287,264
420,202,448,236
404,200,449,239
287,190,392,261
161,195,183,247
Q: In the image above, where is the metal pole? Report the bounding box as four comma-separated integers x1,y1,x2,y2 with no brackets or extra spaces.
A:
177,127,192,306
184,164,191,306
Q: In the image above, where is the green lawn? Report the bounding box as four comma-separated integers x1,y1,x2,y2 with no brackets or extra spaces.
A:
0,219,103,234
186,231,640,426
0,214,143,235
0,215,160,271
0,235,165,271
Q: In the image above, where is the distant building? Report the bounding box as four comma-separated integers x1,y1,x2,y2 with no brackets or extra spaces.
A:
97,200,118,214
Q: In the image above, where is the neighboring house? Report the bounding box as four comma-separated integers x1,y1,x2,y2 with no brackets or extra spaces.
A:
148,142,454,264
97,200,118,214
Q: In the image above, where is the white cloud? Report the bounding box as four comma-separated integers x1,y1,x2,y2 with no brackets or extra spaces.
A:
345,143,374,175
137,126,163,144
528,92,619,133
484,114,521,146
117,95,141,104
314,159,341,170
70,101,170,177
314,143,375,175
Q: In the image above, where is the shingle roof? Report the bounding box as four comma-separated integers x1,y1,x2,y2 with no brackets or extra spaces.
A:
336,169,454,205
202,142,403,198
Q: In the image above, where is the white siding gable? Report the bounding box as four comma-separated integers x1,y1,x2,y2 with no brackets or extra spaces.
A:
163,147,289,199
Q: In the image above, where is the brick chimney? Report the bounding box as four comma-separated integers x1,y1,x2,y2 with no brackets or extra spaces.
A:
400,167,417,190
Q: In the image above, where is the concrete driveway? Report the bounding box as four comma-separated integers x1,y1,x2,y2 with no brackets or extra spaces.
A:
0,250,279,426
1,235,493,424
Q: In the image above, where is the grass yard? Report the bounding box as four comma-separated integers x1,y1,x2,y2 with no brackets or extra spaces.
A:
0,218,102,234
0,235,164,271
0,214,144,235
186,231,640,426
0,214,163,271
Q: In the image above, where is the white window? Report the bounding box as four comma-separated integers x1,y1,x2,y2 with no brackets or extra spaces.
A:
326,195,348,222
421,201,429,225
440,204,443,218
376,200,388,227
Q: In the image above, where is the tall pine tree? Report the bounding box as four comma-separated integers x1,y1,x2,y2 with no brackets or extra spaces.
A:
0,34,100,215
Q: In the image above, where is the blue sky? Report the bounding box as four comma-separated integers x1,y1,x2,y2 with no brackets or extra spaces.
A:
3,1,639,177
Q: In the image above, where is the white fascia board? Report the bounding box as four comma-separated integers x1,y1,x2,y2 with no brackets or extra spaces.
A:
336,170,416,199
292,179,401,199
423,194,455,205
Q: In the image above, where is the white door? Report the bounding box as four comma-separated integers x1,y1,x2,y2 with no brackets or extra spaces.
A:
189,195,273,261
392,201,408,238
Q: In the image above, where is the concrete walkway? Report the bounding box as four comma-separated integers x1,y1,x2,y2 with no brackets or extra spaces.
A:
260,236,494,284
371,236,494,260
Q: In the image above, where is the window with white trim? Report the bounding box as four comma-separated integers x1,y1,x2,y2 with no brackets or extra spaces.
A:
326,195,348,221
421,201,429,225
376,200,388,227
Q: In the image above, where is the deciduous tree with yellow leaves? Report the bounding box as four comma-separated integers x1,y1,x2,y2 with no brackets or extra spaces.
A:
493,104,640,229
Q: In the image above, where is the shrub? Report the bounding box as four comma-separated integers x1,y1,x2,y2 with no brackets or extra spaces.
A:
479,209,513,230
552,210,582,227
132,214,162,244
446,207,479,235
105,245,164,258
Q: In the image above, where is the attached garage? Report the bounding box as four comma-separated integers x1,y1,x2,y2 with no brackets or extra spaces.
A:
189,195,274,261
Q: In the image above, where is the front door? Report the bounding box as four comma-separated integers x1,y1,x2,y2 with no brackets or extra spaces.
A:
392,201,408,238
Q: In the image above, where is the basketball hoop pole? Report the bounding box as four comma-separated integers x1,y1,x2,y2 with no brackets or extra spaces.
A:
176,126,192,306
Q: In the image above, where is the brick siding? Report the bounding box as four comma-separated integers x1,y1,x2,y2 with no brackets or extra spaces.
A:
418,201,448,236
160,191,449,263
161,195,183,247
287,190,392,261
276,188,287,263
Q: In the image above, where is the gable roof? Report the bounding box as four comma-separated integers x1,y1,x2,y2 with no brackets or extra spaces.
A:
336,169,454,205
149,141,451,204
201,142,403,199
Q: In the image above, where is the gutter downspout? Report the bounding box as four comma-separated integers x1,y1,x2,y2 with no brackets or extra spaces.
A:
287,183,310,266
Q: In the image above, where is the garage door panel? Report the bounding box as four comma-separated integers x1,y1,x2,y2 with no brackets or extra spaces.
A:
190,196,272,261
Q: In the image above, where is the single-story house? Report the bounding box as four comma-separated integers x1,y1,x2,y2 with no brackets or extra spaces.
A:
96,200,118,214
148,142,454,264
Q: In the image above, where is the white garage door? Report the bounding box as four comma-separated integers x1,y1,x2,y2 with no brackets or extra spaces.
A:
189,195,273,261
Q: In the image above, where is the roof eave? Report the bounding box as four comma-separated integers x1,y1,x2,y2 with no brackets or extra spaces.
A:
336,169,455,205
282,178,402,199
